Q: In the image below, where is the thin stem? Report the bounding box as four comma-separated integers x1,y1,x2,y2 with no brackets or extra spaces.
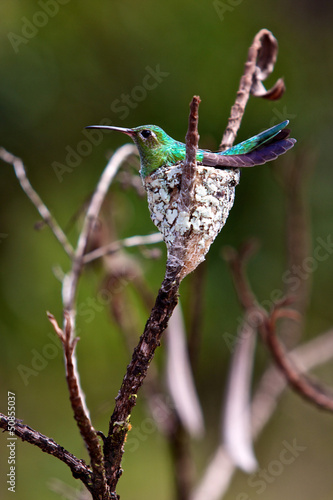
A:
59,144,137,491
48,312,110,498
0,147,74,257
220,29,285,151
83,232,163,264
264,312,333,412
180,96,201,210
0,413,93,494
53,143,136,499
62,144,137,316
105,272,180,490
225,242,333,413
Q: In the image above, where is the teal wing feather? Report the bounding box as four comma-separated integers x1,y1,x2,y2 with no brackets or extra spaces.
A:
222,120,289,156
200,122,296,168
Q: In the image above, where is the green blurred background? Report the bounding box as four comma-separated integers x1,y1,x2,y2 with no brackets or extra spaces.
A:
1,1,333,499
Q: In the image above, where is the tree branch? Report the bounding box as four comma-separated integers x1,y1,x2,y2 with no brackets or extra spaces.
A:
0,148,74,257
220,29,285,151
62,144,137,317
264,310,333,412
180,95,201,209
104,272,180,490
104,97,201,493
82,232,163,265
0,413,93,493
47,312,110,498
224,242,333,413
56,144,137,499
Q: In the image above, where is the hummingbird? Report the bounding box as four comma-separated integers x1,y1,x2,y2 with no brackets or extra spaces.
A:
86,120,296,178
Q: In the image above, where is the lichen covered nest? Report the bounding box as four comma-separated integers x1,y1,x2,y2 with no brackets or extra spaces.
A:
144,164,240,278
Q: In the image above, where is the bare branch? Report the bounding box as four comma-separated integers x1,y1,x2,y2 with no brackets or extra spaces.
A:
47,312,109,498
0,147,74,257
62,144,137,316
264,310,333,412
224,241,333,413
180,95,201,209
0,413,93,493
82,232,163,265
104,270,180,490
251,328,333,439
220,29,285,151
57,145,137,494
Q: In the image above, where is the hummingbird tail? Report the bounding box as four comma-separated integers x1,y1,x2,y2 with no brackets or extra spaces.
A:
222,120,290,155
202,126,296,169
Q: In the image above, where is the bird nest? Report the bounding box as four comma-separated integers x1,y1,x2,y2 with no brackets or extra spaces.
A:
143,163,240,279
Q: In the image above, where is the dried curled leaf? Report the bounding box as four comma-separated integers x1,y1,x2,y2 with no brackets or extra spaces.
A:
250,29,286,100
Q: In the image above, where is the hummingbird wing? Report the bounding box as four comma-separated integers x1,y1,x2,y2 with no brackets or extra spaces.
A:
222,120,290,155
201,125,296,168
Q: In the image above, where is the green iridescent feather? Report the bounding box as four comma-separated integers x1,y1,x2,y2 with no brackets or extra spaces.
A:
86,120,295,177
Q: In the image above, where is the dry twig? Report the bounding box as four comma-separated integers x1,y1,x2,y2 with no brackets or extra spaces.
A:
265,309,333,412
220,29,285,151
83,232,163,264
225,243,333,413
0,148,74,257
47,312,109,498
62,144,137,317
0,413,93,493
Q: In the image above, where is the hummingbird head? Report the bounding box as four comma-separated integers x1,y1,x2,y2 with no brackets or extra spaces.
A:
86,124,184,177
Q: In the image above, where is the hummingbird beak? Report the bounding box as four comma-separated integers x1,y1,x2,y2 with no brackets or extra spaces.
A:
85,125,135,137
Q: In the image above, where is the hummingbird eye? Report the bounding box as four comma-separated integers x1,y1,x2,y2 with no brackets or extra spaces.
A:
140,129,152,139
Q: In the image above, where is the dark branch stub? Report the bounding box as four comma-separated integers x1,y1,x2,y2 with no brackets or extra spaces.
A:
181,95,201,209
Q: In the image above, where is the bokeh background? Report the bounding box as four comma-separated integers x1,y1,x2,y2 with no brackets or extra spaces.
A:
1,1,333,499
